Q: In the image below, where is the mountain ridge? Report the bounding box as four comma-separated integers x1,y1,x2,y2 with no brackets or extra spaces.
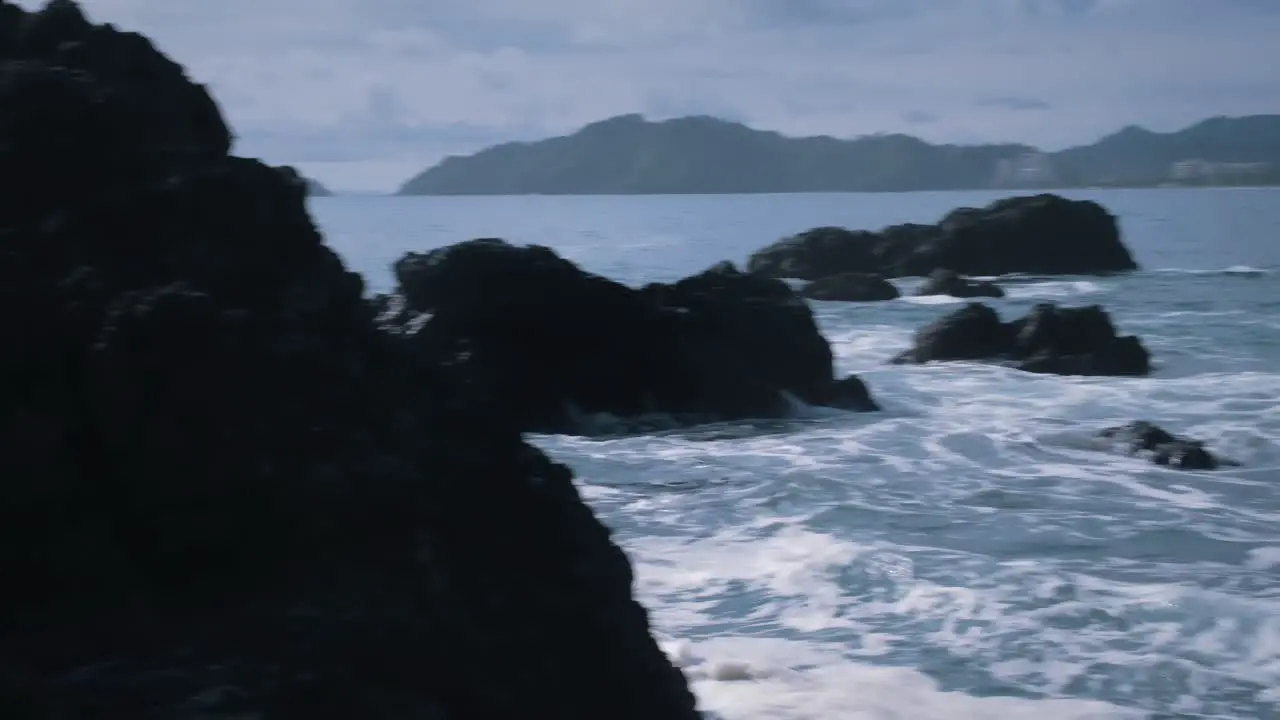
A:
396,113,1280,195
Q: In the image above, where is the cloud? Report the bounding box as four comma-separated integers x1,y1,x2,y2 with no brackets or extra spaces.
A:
976,97,1052,111
20,0,1280,190
902,110,940,125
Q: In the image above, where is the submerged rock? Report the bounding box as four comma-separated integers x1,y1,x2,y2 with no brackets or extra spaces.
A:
891,301,1152,377
1099,421,1237,470
913,268,1004,299
0,2,700,717
385,244,879,434
748,193,1138,280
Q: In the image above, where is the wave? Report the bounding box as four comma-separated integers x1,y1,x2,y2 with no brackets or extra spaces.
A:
1147,265,1273,278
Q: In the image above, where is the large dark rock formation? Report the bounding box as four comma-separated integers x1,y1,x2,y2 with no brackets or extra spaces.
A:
891,302,1152,377
747,194,1139,280
380,244,879,434
0,2,700,718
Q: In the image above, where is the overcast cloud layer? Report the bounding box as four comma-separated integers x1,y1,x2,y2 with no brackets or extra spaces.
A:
25,0,1280,191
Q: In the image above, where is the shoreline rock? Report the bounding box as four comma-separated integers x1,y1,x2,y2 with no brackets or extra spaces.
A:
0,2,702,717
747,193,1139,280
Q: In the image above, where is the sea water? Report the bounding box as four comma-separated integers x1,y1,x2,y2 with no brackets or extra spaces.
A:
314,187,1280,719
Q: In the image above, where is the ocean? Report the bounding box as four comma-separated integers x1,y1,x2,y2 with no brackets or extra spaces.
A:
312,188,1280,720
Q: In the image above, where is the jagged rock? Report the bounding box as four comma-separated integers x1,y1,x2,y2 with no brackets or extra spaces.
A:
913,268,1004,298
0,2,700,717
890,301,1152,377
748,193,1138,280
385,244,878,433
802,272,900,302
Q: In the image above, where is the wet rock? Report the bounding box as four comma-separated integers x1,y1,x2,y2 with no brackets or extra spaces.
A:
802,272,900,302
891,301,1151,377
1099,421,1237,470
913,268,1004,299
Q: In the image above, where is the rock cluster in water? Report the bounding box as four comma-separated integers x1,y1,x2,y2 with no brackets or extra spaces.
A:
0,1,701,717
379,241,879,434
891,302,1153,377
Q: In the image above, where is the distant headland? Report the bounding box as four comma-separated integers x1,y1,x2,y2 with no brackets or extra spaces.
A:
395,114,1280,196
306,178,333,196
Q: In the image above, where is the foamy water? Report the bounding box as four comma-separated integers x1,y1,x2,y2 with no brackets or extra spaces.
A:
315,188,1280,719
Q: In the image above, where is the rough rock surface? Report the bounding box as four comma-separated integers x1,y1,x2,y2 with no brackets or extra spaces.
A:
0,2,701,717
913,268,1004,299
382,245,879,434
801,272,900,302
890,302,1152,377
1098,421,1237,470
747,194,1138,280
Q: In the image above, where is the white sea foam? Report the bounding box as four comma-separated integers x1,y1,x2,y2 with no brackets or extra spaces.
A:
1152,265,1273,277
1002,280,1107,300
553,313,1280,718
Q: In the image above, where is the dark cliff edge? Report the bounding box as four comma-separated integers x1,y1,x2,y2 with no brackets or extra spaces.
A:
0,1,700,718
396,113,1280,196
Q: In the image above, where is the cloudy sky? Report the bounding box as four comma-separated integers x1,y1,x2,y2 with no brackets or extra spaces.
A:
35,0,1280,191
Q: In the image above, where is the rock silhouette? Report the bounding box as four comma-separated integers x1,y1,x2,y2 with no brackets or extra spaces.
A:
0,1,700,717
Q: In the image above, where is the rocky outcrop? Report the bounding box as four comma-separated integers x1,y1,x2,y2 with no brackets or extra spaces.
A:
747,194,1138,280
0,2,700,718
802,272,900,302
381,244,878,434
890,302,1152,377
1098,421,1238,470
913,268,1004,299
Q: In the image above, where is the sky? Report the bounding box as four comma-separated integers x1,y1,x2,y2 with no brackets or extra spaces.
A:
24,0,1280,191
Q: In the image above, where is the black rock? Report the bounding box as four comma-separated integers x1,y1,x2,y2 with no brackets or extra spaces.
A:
385,244,879,434
748,193,1138,280
914,268,1004,299
815,374,880,412
1099,421,1235,470
0,2,701,717
891,303,1010,364
891,301,1151,377
802,272,900,302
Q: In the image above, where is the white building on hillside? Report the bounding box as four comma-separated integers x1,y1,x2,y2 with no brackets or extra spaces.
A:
993,152,1058,187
